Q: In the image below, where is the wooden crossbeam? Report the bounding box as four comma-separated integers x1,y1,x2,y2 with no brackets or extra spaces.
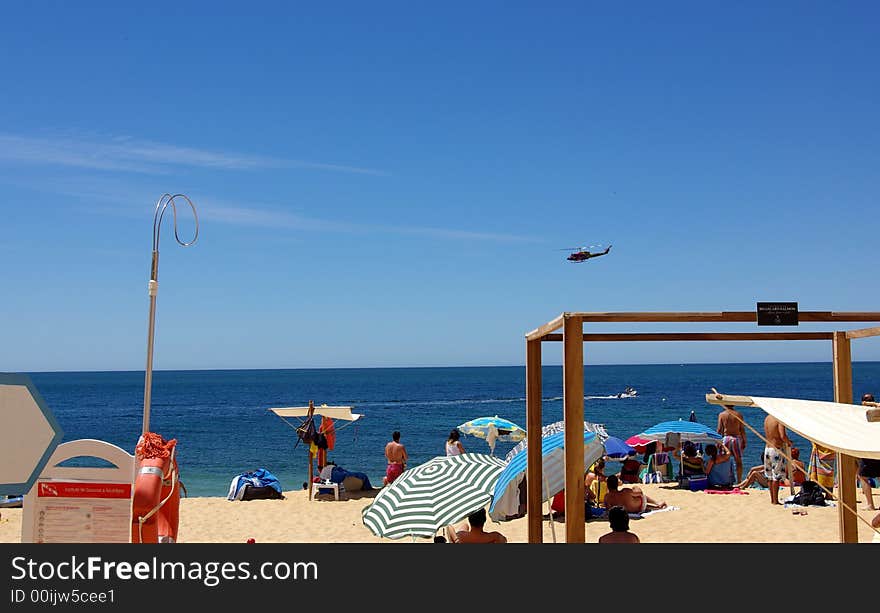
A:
542,332,833,342
846,326,880,339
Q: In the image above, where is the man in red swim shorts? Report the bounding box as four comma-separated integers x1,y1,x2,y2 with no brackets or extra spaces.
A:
384,431,407,486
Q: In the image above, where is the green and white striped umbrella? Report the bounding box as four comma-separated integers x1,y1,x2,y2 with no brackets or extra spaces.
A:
361,453,507,540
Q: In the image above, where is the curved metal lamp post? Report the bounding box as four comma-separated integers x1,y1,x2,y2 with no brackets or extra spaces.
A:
142,194,199,434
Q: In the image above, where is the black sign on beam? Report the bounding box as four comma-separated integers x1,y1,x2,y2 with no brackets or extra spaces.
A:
757,302,799,326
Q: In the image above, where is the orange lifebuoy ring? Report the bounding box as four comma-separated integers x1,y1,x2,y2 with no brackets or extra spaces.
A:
131,456,167,543
131,432,180,544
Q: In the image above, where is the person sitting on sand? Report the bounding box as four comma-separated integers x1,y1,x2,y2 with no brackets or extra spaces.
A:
618,456,642,484
603,474,667,514
735,448,805,490
598,506,640,544
702,442,735,489
735,451,770,490
585,459,608,507
445,508,507,543
674,441,705,478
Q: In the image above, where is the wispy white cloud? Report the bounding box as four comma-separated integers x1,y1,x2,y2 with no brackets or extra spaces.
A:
0,132,387,176
203,203,538,242
0,174,538,243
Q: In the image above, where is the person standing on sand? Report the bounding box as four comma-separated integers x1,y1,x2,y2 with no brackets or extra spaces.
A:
383,431,407,486
598,506,640,543
445,508,507,543
763,414,791,505
717,404,747,483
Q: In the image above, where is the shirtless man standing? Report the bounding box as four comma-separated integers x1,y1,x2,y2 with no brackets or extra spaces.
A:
603,475,666,514
717,404,747,482
763,414,792,505
383,431,408,486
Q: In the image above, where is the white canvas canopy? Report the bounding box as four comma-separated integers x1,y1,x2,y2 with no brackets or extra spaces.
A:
269,404,362,422
710,395,880,460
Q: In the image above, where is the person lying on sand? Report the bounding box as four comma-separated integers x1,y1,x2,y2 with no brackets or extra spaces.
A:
603,475,667,514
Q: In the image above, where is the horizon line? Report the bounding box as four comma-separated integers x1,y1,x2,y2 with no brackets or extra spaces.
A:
15,358,880,375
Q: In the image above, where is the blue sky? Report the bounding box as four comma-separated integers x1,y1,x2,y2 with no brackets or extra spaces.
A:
2,2,878,371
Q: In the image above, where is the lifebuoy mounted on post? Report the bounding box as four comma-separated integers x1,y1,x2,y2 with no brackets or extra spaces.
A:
131,432,180,543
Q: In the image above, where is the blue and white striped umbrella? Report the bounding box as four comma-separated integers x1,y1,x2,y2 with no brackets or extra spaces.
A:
505,420,607,462
638,419,722,444
362,453,506,539
488,429,604,522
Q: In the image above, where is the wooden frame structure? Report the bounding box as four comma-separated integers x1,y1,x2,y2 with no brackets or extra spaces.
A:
524,311,880,544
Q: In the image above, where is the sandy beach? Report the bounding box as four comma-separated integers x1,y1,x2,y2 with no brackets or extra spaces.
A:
2,483,877,544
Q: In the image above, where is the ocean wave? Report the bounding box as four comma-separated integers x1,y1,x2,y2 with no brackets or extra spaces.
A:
349,394,637,407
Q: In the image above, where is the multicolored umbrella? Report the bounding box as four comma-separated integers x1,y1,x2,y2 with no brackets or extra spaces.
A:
637,419,722,445
361,453,506,540
489,427,605,522
457,415,526,455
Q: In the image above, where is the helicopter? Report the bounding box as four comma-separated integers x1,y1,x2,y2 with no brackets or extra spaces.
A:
563,244,612,262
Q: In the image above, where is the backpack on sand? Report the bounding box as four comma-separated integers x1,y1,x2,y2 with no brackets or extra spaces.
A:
791,480,826,507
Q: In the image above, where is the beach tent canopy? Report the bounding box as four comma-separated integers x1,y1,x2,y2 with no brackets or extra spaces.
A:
269,404,362,422
708,394,880,460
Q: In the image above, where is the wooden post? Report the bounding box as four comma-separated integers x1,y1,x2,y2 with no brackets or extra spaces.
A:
832,332,858,543
526,338,544,543
306,400,316,501
563,314,585,543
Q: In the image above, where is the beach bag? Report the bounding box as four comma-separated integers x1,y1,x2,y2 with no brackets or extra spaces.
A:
791,480,826,507
295,418,317,447
642,470,663,484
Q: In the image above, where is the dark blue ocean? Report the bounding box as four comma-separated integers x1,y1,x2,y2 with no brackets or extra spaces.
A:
26,362,880,497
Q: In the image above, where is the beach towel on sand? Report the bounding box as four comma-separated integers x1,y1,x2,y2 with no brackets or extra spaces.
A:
628,506,680,519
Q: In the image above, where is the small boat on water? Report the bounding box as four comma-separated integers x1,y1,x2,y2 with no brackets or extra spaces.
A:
616,386,638,398
0,495,23,508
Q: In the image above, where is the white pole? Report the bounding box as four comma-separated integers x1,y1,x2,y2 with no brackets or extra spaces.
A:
142,194,198,435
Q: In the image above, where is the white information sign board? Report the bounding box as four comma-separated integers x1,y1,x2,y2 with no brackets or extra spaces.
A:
22,439,134,543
